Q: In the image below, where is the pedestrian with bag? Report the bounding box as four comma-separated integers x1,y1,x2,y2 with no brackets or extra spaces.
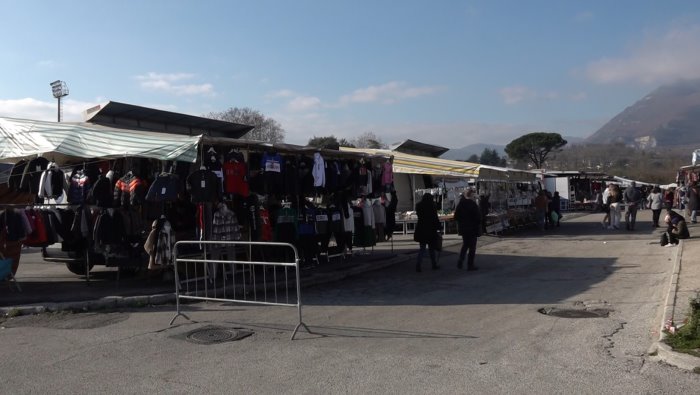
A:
454,189,481,271
608,184,622,230
414,193,441,272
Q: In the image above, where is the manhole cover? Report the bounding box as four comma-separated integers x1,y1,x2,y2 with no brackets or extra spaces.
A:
185,326,253,344
538,307,610,318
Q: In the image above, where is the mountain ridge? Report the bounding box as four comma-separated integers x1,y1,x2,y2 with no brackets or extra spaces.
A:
586,79,700,148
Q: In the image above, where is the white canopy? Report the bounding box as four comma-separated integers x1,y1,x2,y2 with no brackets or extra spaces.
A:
340,147,479,177
0,117,202,163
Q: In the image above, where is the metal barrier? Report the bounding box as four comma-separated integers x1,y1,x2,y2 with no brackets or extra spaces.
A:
169,240,311,340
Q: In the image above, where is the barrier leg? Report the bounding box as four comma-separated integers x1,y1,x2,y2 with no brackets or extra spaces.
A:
291,322,311,340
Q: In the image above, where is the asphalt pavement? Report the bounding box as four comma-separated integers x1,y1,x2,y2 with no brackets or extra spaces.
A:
2,208,699,371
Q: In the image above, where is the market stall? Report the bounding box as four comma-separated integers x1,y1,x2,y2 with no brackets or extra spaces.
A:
0,116,202,277
0,116,395,280
475,165,538,233
341,146,480,234
541,171,614,211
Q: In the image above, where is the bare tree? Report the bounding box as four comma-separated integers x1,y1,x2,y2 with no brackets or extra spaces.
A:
352,132,387,149
206,107,285,143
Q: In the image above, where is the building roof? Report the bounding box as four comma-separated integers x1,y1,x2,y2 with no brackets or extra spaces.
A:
83,101,254,138
389,139,449,157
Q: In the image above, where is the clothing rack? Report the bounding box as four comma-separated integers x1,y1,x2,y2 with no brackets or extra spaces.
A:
2,203,97,284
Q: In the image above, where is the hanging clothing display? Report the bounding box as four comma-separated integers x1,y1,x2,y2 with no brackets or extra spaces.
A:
146,173,181,202
312,152,326,188
145,217,175,269
22,209,48,247
259,207,273,242
205,148,224,192
381,160,394,190
372,199,386,242
38,162,68,203
281,157,299,197
87,173,114,207
19,156,50,194
222,159,249,197
186,169,221,203
67,168,91,204
275,205,298,244
7,160,28,192
114,172,147,208
0,137,398,280
261,151,283,196
211,204,241,241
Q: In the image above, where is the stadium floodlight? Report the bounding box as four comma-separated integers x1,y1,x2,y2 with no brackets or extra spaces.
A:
50,80,69,122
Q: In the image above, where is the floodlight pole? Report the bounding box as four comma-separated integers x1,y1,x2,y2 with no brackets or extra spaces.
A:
50,80,69,122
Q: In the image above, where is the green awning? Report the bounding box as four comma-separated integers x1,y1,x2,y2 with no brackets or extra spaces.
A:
0,117,201,163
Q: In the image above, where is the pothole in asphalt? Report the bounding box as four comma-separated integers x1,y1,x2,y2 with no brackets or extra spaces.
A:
178,325,253,344
538,307,611,318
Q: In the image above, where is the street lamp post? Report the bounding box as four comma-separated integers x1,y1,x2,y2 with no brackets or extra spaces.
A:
50,80,69,122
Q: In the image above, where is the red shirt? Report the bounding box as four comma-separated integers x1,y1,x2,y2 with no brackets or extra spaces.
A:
222,161,249,197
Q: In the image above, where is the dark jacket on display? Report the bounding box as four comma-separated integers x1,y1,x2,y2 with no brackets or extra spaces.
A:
87,174,114,207
67,169,91,204
186,169,221,203
8,160,28,191
146,173,182,202
19,157,49,193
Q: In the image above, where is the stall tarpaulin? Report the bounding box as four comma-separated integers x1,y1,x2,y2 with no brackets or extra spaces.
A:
340,147,479,177
477,165,537,182
0,117,202,163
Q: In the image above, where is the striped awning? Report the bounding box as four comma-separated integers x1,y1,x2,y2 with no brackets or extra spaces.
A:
0,117,201,163
477,165,537,182
340,147,479,177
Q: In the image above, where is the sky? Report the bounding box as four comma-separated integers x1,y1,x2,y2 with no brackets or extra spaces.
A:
2,0,700,149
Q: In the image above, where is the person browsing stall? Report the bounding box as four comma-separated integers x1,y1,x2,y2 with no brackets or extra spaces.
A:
454,189,481,271
414,193,441,272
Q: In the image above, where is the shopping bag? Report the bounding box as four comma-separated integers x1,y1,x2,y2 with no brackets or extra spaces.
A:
0,256,12,280
550,211,559,223
431,233,443,251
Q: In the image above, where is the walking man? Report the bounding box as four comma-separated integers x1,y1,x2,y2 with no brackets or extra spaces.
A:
454,189,481,271
624,181,642,231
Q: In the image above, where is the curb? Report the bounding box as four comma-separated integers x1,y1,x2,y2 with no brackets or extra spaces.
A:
0,293,177,317
649,239,700,371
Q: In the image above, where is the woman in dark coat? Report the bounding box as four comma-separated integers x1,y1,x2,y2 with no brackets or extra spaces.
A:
414,193,440,272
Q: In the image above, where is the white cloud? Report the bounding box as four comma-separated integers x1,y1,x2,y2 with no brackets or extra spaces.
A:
0,98,99,122
36,59,59,68
586,23,700,84
275,112,597,148
287,96,321,112
500,85,532,104
499,86,580,104
338,81,444,105
265,89,296,99
135,72,215,96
